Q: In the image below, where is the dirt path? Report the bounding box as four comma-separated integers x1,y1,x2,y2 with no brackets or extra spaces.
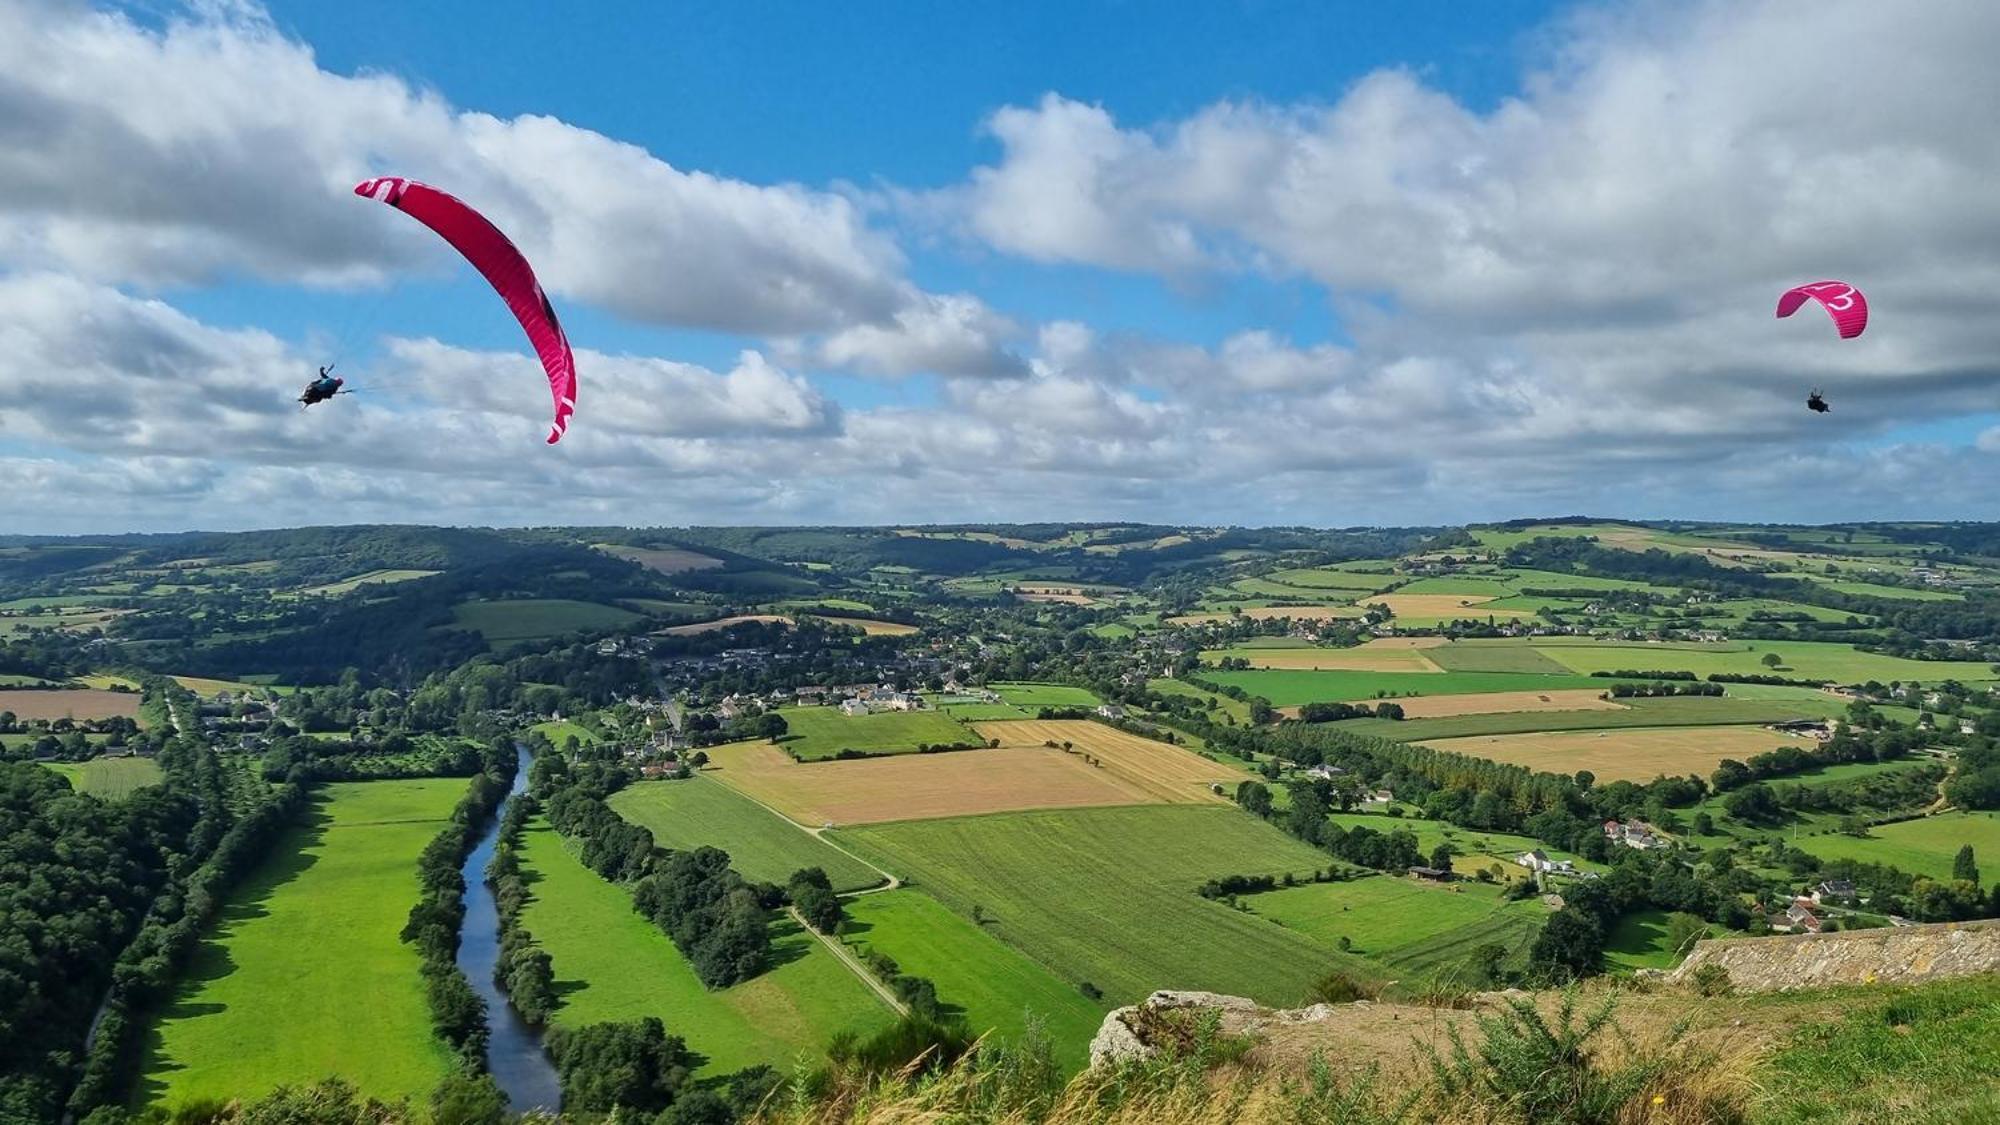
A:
790,905,908,1016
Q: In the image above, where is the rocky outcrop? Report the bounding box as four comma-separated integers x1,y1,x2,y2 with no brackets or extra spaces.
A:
1670,920,2000,993
1089,990,1342,1067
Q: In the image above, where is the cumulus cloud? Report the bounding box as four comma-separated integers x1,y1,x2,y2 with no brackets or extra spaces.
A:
5,0,2000,532
0,0,1014,375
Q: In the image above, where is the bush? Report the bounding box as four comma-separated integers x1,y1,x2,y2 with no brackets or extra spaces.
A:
1307,970,1372,1005
1690,964,1733,997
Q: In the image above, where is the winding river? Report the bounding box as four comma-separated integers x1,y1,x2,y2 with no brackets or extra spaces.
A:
457,747,562,1113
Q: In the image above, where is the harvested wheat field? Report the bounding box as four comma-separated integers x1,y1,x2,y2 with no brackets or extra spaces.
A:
658,614,794,635
1014,592,1097,605
702,740,1165,826
1361,636,1450,649
0,688,142,721
1361,689,1627,719
973,720,1250,803
808,615,918,636
1362,594,1532,619
1422,725,1797,783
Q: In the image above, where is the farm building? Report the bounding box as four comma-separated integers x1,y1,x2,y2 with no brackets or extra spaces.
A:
1603,819,1666,850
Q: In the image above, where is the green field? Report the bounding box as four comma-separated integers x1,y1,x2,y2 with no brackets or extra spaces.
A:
528,718,600,747
1262,568,1397,592
137,779,465,1109
1794,811,2000,882
608,778,883,890
1147,677,1253,723
777,706,980,760
450,598,640,645
1201,669,1613,707
991,682,1104,708
46,756,162,797
1532,640,1997,685
933,701,1036,721
1341,694,1839,742
1395,576,1520,597
841,890,1105,1068
832,806,1378,1006
516,819,894,1072
296,568,440,597
1241,875,1545,966
1423,643,1575,674
1228,577,1357,602
1602,908,1684,970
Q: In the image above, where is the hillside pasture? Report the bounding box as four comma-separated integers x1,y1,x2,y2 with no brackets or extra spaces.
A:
1263,567,1398,591
46,756,163,797
704,740,1171,826
1422,725,1810,783
137,780,464,1109
974,720,1250,803
451,598,640,645
294,569,439,597
598,544,725,574
1793,811,2000,882
777,706,979,760
608,778,882,891
0,688,141,721
833,806,1379,1006
515,819,893,1073
1363,594,1533,620
840,890,1106,1068
1147,678,1252,723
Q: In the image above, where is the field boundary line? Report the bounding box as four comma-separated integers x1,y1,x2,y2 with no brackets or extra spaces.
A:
791,907,907,1016
696,772,899,894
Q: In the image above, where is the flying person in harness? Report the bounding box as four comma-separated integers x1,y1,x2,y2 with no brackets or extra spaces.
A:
299,365,345,407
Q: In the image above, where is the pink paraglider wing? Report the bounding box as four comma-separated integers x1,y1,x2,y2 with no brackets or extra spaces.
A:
355,177,577,443
1776,280,1868,340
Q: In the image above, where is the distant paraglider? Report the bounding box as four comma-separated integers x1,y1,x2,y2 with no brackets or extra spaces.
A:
1779,280,1866,415
353,177,578,443
298,365,345,407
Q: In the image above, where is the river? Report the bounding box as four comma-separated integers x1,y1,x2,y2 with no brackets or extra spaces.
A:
457,746,562,1113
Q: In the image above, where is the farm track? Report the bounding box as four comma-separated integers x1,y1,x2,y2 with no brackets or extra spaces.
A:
698,767,901,894
789,906,907,1016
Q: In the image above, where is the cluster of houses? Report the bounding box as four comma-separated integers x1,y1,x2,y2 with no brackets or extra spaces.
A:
1603,818,1667,850
1515,849,1581,877
200,690,280,750
835,686,924,716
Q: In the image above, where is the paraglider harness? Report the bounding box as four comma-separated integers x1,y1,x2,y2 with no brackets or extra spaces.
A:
1806,389,1830,414
299,366,347,407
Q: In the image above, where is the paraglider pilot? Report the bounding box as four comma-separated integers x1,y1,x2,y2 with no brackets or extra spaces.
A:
299,366,344,407
1806,389,1830,414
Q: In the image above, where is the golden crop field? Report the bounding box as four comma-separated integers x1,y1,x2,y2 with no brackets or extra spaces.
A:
1364,689,1627,719
0,688,142,721
1422,725,1802,782
1014,592,1096,605
973,720,1250,804
658,614,793,635
807,615,918,636
703,741,1159,826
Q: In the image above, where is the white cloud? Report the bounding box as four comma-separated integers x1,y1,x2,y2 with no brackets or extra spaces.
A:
0,0,1015,376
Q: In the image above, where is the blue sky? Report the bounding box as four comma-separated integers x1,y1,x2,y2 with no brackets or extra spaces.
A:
1,0,1996,532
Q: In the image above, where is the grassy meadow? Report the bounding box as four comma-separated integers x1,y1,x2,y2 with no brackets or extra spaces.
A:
607,777,883,890
777,705,981,760
840,890,1106,1068
450,598,640,646
832,805,1378,1006
136,780,465,1110
1793,811,2000,882
515,819,895,1073
46,755,163,797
